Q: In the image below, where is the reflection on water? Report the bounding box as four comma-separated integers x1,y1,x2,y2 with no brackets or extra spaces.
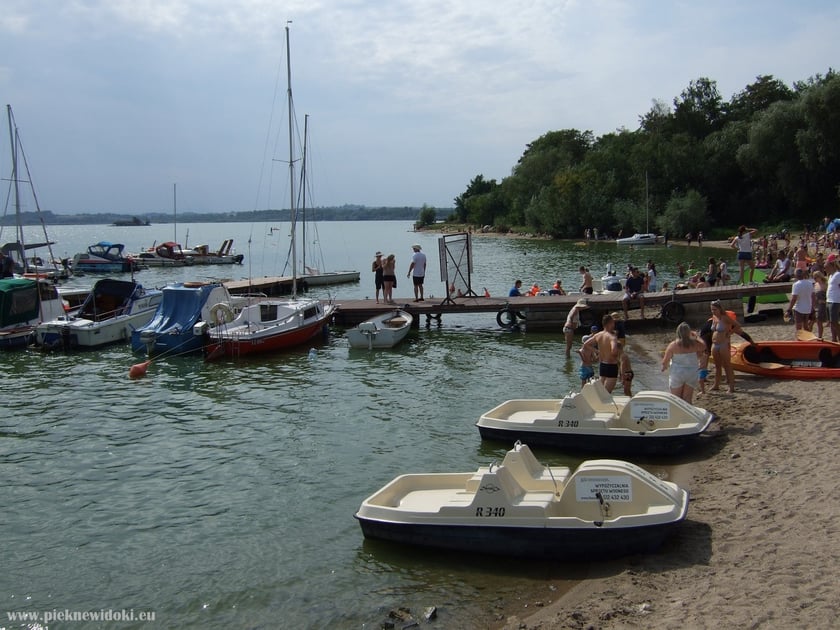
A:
1,222,706,627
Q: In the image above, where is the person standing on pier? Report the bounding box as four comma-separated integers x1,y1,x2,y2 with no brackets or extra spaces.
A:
407,244,427,302
732,225,758,284
579,266,593,294
382,254,397,305
372,251,384,303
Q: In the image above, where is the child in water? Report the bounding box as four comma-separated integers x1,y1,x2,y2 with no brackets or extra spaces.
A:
577,326,599,387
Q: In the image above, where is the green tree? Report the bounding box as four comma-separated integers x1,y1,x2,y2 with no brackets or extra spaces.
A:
453,175,496,222
657,189,709,237
416,204,437,228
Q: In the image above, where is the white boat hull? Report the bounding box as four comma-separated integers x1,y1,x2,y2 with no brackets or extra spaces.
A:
299,271,360,287
616,233,659,245
346,309,413,349
36,279,162,349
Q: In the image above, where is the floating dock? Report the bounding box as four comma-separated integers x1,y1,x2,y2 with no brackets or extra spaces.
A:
327,284,790,332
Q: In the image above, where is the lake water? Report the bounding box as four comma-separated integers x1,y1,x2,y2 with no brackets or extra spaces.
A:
1,222,718,628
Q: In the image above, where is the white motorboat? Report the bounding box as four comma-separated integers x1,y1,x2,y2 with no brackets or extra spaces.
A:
181,240,244,265
475,381,714,455
355,441,689,559
592,263,624,293
36,278,162,350
71,241,139,273
616,233,659,245
346,309,413,349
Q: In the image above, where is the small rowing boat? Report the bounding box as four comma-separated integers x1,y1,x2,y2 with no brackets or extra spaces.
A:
346,309,413,349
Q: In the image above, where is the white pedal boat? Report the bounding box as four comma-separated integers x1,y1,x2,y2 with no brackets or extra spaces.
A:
355,441,689,559
476,381,714,455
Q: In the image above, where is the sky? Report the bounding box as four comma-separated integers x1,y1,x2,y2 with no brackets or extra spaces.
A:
1,0,838,215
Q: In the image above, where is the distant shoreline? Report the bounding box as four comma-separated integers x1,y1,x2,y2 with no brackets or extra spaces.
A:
417,224,734,251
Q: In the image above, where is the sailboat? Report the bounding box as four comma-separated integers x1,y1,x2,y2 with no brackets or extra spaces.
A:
200,25,335,361
616,172,660,245
291,115,360,288
1,105,71,279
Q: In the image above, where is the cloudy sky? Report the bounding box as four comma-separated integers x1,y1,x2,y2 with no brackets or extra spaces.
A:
1,0,837,215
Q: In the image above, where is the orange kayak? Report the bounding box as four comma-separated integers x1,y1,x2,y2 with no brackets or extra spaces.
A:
731,340,840,379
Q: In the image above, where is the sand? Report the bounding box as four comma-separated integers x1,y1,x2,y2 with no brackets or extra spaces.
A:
497,318,840,630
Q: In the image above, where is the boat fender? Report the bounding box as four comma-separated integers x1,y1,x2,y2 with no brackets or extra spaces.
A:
496,308,525,329
210,303,235,324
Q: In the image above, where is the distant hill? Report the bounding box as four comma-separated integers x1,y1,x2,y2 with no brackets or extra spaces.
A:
0,206,451,226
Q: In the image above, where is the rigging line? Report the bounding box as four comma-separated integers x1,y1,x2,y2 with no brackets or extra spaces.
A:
11,115,61,273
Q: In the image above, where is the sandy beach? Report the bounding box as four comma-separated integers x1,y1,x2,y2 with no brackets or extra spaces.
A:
494,316,840,629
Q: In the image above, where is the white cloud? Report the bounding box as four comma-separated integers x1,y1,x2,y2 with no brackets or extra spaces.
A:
0,0,838,212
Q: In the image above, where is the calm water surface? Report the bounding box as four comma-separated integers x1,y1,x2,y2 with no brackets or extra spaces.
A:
1,222,715,628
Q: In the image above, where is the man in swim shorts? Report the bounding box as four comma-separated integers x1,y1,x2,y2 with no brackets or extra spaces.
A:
582,314,621,393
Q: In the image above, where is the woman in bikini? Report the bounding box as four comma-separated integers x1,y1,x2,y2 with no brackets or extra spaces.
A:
709,300,742,393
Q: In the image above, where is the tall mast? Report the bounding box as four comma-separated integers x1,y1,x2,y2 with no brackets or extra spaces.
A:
301,113,309,275
6,105,24,248
286,22,297,296
173,182,177,243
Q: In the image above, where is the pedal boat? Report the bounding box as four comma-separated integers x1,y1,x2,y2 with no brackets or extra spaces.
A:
355,442,689,559
475,381,714,455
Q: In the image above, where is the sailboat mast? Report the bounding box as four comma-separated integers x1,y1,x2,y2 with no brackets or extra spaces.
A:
6,105,24,248
173,182,177,243
286,23,297,296
301,113,309,275
645,171,649,234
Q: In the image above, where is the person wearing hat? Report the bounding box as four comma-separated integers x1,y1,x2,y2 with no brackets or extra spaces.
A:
407,244,427,302
788,267,815,337
372,251,384,303
563,297,589,358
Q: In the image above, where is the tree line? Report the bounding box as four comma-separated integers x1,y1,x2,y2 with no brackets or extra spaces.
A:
1,205,443,227
451,70,840,239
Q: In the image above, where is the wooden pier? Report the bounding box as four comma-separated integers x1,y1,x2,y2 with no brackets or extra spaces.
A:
325,283,791,332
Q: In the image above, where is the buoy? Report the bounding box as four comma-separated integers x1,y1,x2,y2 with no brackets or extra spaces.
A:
129,360,151,379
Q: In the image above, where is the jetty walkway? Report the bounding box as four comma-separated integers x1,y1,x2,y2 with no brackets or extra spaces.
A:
322,283,789,332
